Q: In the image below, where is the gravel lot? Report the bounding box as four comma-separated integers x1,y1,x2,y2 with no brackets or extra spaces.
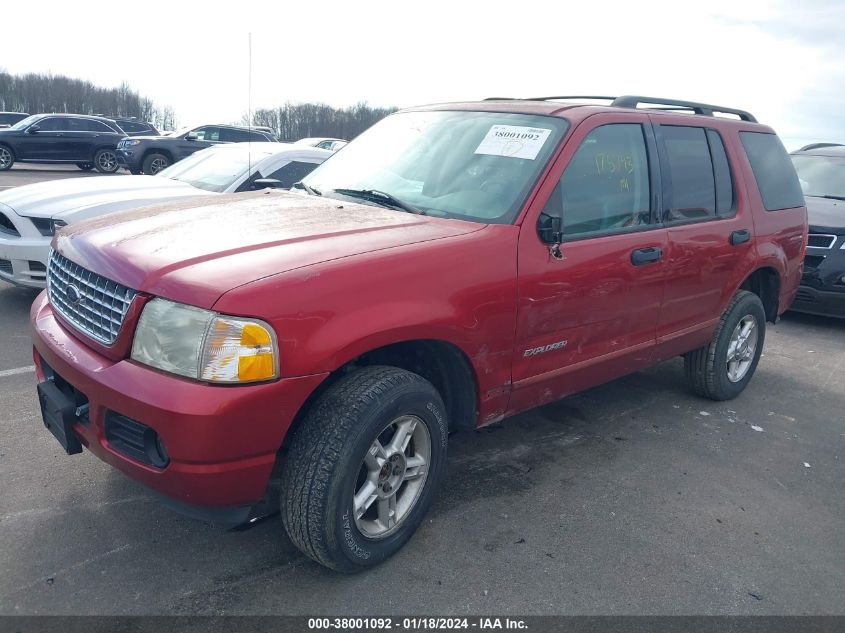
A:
0,168,842,615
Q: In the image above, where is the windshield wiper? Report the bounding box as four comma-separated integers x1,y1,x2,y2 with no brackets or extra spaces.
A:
330,188,425,215
293,181,321,196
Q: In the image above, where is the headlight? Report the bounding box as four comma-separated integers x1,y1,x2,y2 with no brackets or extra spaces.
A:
130,298,279,383
123,139,142,146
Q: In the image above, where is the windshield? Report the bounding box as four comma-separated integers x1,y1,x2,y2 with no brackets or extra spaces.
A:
302,111,569,224
157,146,274,192
792,154,845,199
9,115,41,131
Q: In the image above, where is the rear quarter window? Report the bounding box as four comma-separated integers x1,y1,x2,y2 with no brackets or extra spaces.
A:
740,132,804,211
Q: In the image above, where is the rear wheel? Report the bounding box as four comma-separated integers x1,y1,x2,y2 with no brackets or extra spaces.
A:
280,366,448,572
684,290,766,401
142,153,170,175
93,149,118,173
76,162,94,171
0,146,14,171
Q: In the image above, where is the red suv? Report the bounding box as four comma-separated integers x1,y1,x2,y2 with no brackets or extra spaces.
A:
31,96,807,571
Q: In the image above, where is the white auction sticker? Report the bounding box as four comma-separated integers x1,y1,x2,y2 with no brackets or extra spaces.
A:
474,125,552,160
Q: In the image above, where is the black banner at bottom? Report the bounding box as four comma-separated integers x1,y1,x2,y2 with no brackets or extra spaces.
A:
1,616,843,633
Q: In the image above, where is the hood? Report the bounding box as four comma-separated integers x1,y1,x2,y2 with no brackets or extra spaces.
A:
55,190,485,308
806,195,845,234
123,134,174,142
0,175,210,221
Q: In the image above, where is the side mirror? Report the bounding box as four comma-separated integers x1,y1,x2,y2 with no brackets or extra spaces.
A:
27,125,41,134
185,132,198,141
253,178,284,190
537,212,562,244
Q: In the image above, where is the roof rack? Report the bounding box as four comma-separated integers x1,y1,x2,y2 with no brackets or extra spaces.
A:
490,95,757,123
610,96,756,122
797,142,844,152
526,95,618,102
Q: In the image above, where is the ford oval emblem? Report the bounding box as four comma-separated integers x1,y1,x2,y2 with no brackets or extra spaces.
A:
66,285,83,305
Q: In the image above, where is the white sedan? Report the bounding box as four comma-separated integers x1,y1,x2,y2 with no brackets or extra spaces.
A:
0,143,331,289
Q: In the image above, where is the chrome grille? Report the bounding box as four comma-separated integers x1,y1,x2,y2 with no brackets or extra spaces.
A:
807,234,836,249
47,250,137,345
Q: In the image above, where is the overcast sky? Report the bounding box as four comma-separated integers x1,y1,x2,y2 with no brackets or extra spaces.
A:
3,0,843,149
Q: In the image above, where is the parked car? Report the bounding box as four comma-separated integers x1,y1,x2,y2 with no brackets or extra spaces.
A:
295,137,347,151
0,143,329,288
0,114,124,173
117,124,280,175
0,112,29,128
113,117,159,137
31,96,805,572
789,143,845,317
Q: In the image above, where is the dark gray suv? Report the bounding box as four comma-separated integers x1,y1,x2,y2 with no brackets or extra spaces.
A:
116,124,279,174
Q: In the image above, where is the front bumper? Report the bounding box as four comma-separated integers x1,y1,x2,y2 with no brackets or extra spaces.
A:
116,148,142,172
790,285,845,319
30,292,327,518
0,234,49,288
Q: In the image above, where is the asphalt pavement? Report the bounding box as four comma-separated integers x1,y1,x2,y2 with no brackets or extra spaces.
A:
0,169,842,616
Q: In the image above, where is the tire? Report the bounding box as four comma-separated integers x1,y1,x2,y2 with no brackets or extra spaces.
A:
684,290,766,401
281,366,448,572
0,145,14,171
142,153,170,175
76,162,94,171
93,148,118,173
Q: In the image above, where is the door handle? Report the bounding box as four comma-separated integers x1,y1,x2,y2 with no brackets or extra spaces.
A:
631,247,663,266
730,229,751,245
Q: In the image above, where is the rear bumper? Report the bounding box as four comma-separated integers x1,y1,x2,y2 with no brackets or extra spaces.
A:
30,292,327,515
789,285,845,319
0,234,49,288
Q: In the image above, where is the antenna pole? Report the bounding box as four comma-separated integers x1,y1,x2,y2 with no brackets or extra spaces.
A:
247,32,252,179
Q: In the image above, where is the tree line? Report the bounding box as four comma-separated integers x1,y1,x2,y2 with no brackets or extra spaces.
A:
0,71,176,130
243,101,398,141
0,70,398,140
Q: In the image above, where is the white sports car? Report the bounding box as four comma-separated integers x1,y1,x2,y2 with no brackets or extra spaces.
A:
0,142,331,288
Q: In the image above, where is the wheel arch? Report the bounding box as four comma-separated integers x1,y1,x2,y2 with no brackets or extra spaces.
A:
142,147,174,164
281,337,480,454
738,266,781,323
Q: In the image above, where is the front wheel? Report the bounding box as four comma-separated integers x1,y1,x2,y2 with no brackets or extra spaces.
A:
684,290,766,401
142,153,170,175
93,149,119,173
0,146,14,171
281,366,448,572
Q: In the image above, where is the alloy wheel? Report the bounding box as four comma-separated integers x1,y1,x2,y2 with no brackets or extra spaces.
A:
353,414,431,539
726,314,758,383
97,151,118,172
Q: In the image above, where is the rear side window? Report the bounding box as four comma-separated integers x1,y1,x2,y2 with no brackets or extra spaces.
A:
740,132,804,211
119,120,151,134
660,126,734,222
220,128,251,143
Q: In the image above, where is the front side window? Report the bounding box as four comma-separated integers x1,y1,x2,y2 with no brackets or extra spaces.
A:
791,154,845,200
541,123,651,239
192,127,221,142
264,160,322,188
157,146,276,192
37,118,70,132
302,111,569,224
740,132,804,211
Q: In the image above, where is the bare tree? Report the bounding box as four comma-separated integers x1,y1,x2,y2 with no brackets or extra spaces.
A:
0,70,172,126
245,101,397,141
